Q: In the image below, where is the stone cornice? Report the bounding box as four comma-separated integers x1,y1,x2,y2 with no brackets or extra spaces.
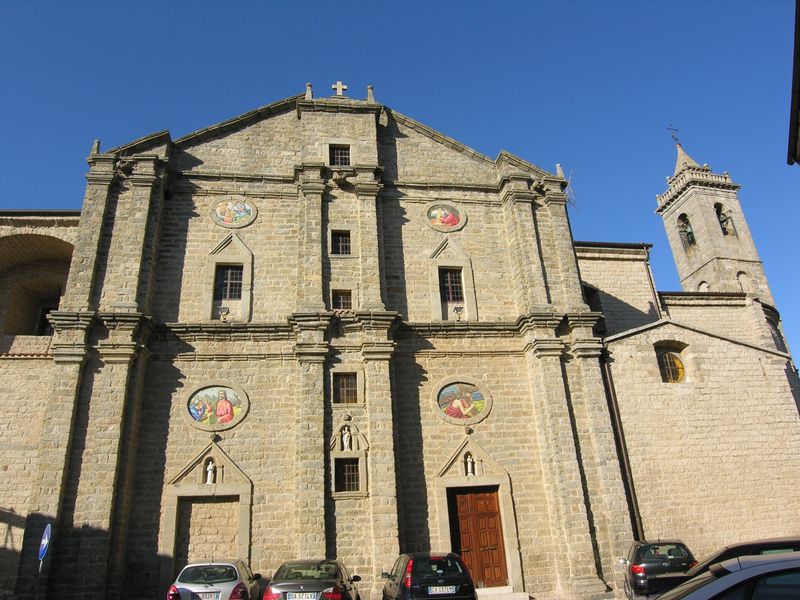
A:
656,166,740,214
294,341,330,362
297,98,383,116
360,341,396,361
48,311,96,332
570,338,604,358
399,321,520,339
526,338,565,357
50,343,89,365
174,169,295,184
157,322,295,342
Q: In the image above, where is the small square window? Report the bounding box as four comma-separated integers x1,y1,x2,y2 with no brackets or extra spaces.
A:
214,265,243,301
332,290,352,310
330,145,350,167
332,231,351,255
335,458,360,492
333,373,358,404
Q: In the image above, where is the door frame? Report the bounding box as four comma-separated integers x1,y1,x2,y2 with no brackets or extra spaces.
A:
434,473,523,592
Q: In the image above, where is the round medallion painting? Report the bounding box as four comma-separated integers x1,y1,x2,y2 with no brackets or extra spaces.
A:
437,382,490,424
185,385,248,431
426,203,466,232
210,197,257,228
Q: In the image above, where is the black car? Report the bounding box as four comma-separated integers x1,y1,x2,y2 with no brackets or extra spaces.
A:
382,553,476,600
645,537,800,597
620,541,696,599
261,560,361,600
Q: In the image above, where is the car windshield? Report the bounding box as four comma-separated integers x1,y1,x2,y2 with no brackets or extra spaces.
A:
656,570,718,599
275,562,340,580
178,564,238,584
411,556,465,577
637,544,690,561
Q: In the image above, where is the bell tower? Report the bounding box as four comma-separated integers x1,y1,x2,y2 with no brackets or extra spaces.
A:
656,143,774,305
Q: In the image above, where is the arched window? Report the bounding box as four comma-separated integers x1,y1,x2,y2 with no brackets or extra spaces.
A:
677,214,696,249
697,281,710,292
654,342,687,383
714,203,737,237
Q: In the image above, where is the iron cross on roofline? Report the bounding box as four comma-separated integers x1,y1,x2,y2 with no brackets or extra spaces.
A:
331,80,348,96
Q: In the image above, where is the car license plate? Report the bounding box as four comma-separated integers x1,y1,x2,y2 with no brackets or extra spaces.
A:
197,593,220,600
428,586,456,595
287,593,317,600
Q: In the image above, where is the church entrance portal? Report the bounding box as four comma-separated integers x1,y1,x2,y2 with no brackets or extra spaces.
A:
447,486,508,588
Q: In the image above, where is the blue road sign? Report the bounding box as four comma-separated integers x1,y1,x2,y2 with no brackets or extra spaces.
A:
38,524,51,561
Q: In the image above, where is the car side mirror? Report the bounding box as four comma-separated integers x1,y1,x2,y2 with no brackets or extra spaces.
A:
351,575,361,583
381,571,390,579
254,573,262,580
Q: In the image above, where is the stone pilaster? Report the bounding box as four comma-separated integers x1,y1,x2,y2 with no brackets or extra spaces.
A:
359,313,400,598
293,313,331,557
539,180,586,310
52,313,146,600
99,155,164,312
500,176,550,311
17,312,93,600
61,153,117,311
355,168,385,310
521,313,607,599
566,314,632,592
298,167,326,312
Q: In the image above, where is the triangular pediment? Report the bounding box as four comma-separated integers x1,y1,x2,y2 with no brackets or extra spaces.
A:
210,232,252,258
437,437,507,479
168,441,251,487
429,237,469,261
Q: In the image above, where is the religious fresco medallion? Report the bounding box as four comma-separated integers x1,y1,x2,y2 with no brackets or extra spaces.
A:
426,203,467,233
184,384,249,431
210,197,257,228
435,380,492,426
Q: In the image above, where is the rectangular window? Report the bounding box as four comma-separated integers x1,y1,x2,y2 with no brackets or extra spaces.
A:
330,145,350,166
331,231,351,255
214,265,243,301
333,373,358,404
332,290,352,310
439,268,464,303
335,458,360,492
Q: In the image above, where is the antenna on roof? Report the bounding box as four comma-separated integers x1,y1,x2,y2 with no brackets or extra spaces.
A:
564,168,578,208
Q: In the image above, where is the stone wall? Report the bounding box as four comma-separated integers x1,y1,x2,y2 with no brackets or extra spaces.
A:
0,355,54,597
608,324,800,558
575,244,660,336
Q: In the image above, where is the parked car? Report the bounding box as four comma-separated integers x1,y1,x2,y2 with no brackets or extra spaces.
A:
620,541,696,599
647,537,800,597
168,560,262,600
655,551,800,599
381,552,476,600
261,559,361,600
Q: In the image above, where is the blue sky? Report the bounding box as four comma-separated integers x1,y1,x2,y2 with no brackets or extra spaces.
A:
1,1,798,351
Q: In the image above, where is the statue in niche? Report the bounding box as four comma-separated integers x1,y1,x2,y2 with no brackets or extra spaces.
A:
341,426,352,451
465,453,475,476
205,459,216,484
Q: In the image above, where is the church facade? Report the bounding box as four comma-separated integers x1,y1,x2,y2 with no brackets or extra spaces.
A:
1,84,799,600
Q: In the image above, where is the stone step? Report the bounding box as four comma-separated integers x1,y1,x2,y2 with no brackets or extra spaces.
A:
475,586,530,600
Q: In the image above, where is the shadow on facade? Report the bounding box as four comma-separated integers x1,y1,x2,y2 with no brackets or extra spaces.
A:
150,173,200,323
12,511,175,600
392,331,434,552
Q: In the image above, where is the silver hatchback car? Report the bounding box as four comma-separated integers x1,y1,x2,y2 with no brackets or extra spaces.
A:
168,560,263,600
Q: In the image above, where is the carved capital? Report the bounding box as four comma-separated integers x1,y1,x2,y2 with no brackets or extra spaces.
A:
527,339,565,358
294,342,329,363
361,341,396,362
570,339,603,358
51,343,89,365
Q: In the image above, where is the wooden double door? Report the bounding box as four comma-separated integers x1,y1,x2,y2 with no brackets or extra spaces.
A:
447,486,508,588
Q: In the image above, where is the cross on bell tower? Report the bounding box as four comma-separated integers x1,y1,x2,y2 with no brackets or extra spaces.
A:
331,81,348,96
